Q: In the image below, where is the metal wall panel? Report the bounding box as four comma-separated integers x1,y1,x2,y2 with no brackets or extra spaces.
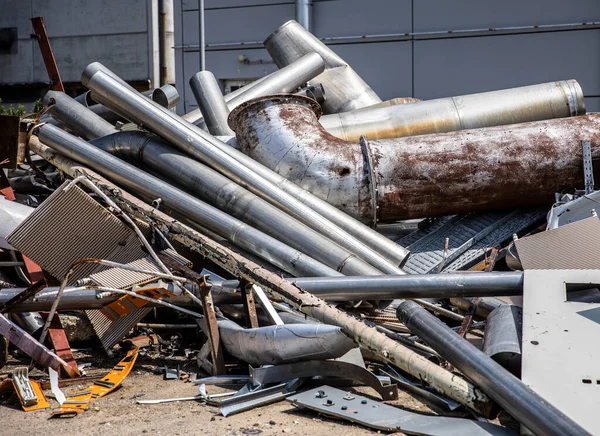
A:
413,30,600,100
0,0,32,39
327,42,413,100
585,98,600,113
0,41,34,84
414,0,600,32
312,0,411,38
32,0,148,37
32,34,151,83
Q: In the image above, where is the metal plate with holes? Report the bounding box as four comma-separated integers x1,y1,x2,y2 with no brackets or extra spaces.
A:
522,269,600,435
288,386,514,435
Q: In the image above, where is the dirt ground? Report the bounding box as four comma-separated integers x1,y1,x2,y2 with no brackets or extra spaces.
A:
0,348,444,436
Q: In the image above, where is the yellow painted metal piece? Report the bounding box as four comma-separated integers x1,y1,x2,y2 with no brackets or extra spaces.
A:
101,286,174,321
0,378,50,411
52,346,139,417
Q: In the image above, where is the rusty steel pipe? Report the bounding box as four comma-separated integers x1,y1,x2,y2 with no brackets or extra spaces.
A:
230,95,600,222
320,80,585,142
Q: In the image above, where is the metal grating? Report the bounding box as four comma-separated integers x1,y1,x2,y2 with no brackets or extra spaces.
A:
399,209,545,274
85,307,151,353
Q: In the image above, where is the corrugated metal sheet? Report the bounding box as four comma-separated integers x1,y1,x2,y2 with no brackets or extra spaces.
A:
515,216,600,270
86,307,151,352
7,182,135,281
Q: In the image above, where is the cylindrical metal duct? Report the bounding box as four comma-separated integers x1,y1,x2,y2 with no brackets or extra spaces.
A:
396,301,588,436
44,91,115,140
92,131,382,276
320,80,586,142
10,312,44,335
290,272,523,301
482,305,522,377
230,95,600,222
189,71,234,136
264,20,381,114
0,197,34,250
295,0,312,31
214,319,356,366
81,65,409,272
152,84,180,109
182,53,325,127
36,124,339,279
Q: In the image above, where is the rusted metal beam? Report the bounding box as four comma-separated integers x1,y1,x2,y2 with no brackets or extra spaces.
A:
42,314,80,378
198,275,225,375
28,136,496,416
30,17,64,92
240,280,259,328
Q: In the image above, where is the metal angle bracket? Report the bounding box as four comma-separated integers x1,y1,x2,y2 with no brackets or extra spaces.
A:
581,140,595,195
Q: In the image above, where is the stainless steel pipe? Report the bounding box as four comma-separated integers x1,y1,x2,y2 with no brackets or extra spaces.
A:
36,124,339,278
44,91,115,140
92,131,381,276
189,71,234,136
81,65,409,272
320,80,586,142
291,272,523,300
264,20,381,114
231,94,600,222
182,53,324,126
397,300,588,436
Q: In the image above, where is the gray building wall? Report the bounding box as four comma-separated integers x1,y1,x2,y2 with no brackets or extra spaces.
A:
0,0,159,88
175,0,600,114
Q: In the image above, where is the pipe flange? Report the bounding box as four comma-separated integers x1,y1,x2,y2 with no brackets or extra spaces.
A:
228,94,322,132
359,135,378,228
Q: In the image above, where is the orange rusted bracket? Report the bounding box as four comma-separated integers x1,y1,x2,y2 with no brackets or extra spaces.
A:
51,346,139,417
100,282,174,321
30,17,64,92
0,368,50,411
198,275,225,375
240,278,259,328
41,313,80,378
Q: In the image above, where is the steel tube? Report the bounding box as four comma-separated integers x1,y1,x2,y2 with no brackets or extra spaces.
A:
36,124,339,278
295,0,312,31
320,80,585,142
397,300,588,436
182,53,324,126
189,71,234,136
44,91,115,140
231,94,600,222
92,131,381,275
264,20,381,114
81,66,408,273
290,272,523,300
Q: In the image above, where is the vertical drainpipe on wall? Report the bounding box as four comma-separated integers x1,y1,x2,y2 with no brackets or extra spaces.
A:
159,0,176,86
199,0,206,71
295,0,313,31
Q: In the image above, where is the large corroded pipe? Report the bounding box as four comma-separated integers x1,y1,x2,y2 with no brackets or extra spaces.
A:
264,20,381,114
320,80,585,142
229,95,600,222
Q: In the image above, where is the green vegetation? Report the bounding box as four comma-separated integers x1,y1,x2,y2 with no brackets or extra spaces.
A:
0,98,43,117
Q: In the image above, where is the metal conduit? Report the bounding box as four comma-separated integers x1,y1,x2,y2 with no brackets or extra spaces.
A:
264,20,381,114
397,300,590,436
91,131,382,276
182,53,324,126
290,272,523,300
320,80,585,142
81,65,410,272
189,71,234,136
229,94,600,222
36,124,339,279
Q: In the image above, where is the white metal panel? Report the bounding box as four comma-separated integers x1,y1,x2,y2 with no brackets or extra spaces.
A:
32,0,148,37
414,0,600,32
313,0,411,38
522,269,600,435
413,30,600,100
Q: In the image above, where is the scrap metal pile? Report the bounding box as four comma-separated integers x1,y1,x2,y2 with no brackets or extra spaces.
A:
0,20,597,435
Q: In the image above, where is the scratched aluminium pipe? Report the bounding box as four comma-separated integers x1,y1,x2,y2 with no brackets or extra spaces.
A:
182,53,324,125
81,66,409,272
91,131,382,276
230,94,600,222
290,272,523,300
36,124,339,279
320,80,586,142
397,301,589,436
264,20,381,114
189,71,234,136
